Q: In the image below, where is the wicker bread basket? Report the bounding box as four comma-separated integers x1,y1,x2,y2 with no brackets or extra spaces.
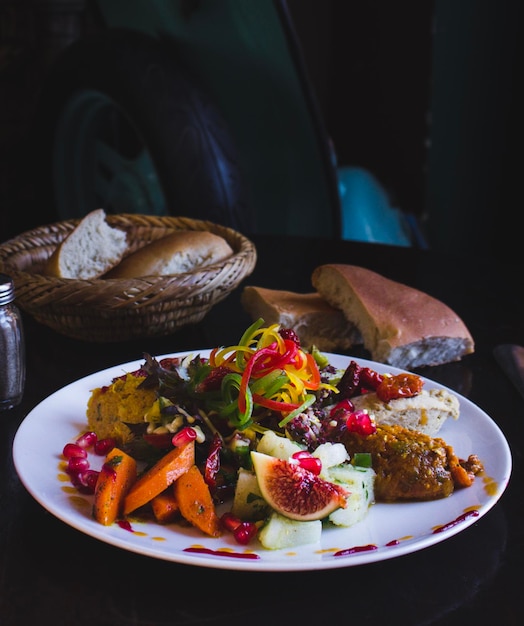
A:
0,214,257,342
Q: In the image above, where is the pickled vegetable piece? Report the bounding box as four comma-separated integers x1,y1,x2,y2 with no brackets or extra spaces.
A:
123,440,195,515
93,447,137,526
173,465,221,537
151,489,180,524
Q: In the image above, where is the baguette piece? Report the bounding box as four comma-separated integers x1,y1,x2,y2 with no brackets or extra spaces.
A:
350,388,460,437
312,264,474,368
241,285,362,351
105,230,233,278
45,209,128,279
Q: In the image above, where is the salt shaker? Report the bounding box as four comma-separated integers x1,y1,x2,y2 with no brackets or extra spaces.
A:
0,273,25,409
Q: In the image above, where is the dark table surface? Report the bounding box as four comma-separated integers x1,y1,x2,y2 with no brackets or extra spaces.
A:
1,233,523,626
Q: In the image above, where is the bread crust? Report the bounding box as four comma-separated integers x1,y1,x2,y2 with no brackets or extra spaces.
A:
105,230,233,278
312,264,474,368
241,285,361,351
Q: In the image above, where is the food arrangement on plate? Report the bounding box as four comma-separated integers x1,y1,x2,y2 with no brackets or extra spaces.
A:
61,316,484,551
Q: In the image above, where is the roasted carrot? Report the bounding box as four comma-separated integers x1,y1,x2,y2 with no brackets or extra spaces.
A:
93,447,137,526
151,489,180,524
173,464,222,537
123,440,195,515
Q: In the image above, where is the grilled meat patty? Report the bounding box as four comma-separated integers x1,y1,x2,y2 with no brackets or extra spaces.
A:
342,423,483,501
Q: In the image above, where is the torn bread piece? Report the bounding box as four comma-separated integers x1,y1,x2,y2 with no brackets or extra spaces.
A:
241,285,362,352
45,209,128,279
105,230,233,278
312,264,474,368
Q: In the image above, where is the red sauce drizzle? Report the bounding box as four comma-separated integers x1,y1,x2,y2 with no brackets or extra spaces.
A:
386,539,400,546
184,547,260,560
432,509,479,533
334,544,377,557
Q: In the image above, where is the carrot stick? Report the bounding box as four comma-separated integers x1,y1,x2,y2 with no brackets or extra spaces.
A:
93,447,137,526
173,464,222,537
151,489,180,524
123,440,195,515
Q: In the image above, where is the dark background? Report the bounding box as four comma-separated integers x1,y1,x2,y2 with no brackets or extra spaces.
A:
1,0,522,262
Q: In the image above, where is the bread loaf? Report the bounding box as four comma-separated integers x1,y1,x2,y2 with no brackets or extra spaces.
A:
312,264,474,368
44,209,128,279
241,286,362,351
105,230,233,278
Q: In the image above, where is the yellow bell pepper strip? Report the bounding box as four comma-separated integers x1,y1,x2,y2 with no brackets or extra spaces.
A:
209,345,251,371
208,319,266,370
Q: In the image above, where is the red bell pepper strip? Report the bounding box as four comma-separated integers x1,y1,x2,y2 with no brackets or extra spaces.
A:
238,346,280,413
254,340,298,375
251,393,300,413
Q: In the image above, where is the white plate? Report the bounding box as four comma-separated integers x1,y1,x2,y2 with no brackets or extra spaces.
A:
13,351,512,572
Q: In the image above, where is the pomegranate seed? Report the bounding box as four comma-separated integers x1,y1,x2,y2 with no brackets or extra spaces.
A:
172,427,197,447
279,328,301,347
67,456,90,474
62,443,87,459
346,410,376,436
330,398,355,418
76,431,97,448
221,512,241,532
100,462,118,482
94,438,116,455
69,472,84,489
221,513,257,545
81,470,100,493
71,469,99,494
233,521,258,545
291,450,322,475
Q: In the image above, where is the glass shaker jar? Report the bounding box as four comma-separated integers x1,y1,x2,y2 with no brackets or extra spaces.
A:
0,273,26,409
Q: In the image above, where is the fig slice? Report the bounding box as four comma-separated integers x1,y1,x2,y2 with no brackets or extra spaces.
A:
251,451,348,522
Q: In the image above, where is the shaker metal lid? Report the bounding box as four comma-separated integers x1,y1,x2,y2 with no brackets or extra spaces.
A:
0,273,15,305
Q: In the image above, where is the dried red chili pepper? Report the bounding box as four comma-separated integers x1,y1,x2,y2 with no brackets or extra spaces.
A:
194,365,230,393
204,432,223,489
359,367,384,391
